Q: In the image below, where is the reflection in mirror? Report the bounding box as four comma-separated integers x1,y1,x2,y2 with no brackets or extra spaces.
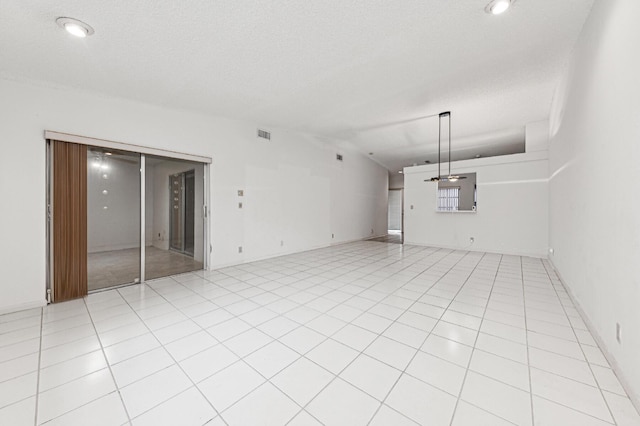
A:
436,172,477,212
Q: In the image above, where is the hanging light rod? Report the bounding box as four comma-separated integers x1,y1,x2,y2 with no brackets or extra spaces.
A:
426,111,467,183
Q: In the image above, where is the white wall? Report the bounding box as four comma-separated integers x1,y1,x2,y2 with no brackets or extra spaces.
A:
404,151,549,257
0,78,388,314
548,0,640,404
87,155,141,253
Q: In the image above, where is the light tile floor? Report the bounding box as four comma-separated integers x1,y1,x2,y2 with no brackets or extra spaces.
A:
1,242,639,425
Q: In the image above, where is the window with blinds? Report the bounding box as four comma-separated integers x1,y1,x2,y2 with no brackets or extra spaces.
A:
437,187,460,212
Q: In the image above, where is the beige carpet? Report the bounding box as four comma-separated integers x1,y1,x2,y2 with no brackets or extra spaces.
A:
88,246,203,291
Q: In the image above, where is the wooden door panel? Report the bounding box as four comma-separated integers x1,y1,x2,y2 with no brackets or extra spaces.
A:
53,141,87,302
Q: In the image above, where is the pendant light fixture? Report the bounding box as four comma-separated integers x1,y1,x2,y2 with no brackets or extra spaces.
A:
428,111,466,182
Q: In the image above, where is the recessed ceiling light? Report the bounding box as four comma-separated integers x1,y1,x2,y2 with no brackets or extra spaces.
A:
485,0,514,15
56,17,94,38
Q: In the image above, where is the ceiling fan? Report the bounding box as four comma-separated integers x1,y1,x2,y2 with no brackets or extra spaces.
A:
428,111,466,182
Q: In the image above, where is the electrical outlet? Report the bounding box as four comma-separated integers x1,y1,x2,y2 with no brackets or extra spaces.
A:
280,240,284,247
238,246,243,254
238,190,244,196
616,323,622,343
332,233,334,239
469,237,475,244
371,228,374,234
410,205,414,210
238,202,243,209
549,248,555,255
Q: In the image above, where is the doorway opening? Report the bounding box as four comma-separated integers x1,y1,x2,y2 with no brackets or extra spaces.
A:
387,188,404,244
388,188,403,234
370,188,404,245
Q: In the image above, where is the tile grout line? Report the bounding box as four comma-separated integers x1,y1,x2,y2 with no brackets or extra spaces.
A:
448,253,503,426
277,250,620,425
521,256,536,426
258,245,446,422
194,248,385,425
55,277,410,401
217,247,453,424
161,278,318,424
284,247,457,424
363,249,483,425
209,247,445,351
0,245,418,424
33,308,44,426
82,297,134,425
21,242,634,425
540,259,619,424
110,283,227,426
29,301,131,425
285,248,455,423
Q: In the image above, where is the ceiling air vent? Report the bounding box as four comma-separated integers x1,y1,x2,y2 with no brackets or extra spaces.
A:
257,129,271,140
336,154,343,161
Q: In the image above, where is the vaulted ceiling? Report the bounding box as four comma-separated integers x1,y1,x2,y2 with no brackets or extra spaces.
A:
0,0,594,171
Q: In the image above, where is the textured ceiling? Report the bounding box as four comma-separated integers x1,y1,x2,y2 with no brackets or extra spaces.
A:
0,0,594,171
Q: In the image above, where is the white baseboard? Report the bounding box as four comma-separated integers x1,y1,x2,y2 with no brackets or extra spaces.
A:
403,241,548,259
0,299,47,316
210,243,331,270
209,235,385,271
547,258,640,414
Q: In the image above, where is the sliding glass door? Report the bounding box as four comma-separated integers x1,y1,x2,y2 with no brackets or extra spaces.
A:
144,155,205,281
87,147,141,291
48,134,210,301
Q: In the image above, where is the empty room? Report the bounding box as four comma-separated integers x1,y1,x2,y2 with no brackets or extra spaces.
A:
0,0,639,425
